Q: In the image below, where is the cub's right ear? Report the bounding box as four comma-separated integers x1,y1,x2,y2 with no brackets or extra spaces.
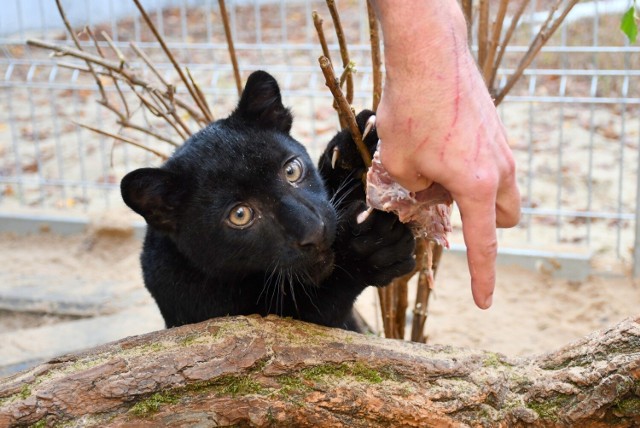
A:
231,70,293,133
120,168,188,233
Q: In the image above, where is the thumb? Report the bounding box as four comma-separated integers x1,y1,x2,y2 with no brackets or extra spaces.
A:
378,140,433,192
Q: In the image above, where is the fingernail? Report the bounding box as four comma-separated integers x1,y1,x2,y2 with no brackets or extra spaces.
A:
483,294,493,309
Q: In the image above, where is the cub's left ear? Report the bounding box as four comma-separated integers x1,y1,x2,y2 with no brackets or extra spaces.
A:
231,70,293,133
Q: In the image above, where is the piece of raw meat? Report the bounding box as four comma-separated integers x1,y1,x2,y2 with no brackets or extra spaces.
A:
365,147,453,248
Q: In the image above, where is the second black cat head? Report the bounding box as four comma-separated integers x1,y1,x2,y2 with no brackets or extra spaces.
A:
121,70,337,281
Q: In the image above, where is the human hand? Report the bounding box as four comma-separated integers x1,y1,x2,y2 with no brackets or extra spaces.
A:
373,0,521,309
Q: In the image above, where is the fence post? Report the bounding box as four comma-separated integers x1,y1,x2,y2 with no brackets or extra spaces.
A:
635,138,640,277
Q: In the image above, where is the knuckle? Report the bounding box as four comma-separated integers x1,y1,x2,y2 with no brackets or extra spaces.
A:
480,239,498,257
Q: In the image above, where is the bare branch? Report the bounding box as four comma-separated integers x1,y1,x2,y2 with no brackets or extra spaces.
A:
73,121,168,160
477,0,490,69
313,10,347,128
100,30,128,68
54,0,107,102
129,41,170,87
312,11,332,63
218,0,243,97
186,67,214,122
117,120,180,147
489,0,531,91
26,39,147,86
366,0,382,111
318,56,371,168
326,0,354,104
147,88,193,138
494,0,580,105
85,27,131,120
131,88,189,140
461,0,473,43
482,0,509,82
410,241,433,343
132,0,213,123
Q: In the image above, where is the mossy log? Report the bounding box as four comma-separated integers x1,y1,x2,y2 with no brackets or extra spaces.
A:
0,315,639,427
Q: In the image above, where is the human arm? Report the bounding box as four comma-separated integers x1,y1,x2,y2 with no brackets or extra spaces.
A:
371,0,521,309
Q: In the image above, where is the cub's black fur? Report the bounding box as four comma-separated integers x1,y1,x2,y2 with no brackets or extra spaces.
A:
121,70,415,331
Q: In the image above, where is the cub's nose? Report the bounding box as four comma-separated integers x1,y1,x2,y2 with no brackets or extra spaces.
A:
299,221,326,248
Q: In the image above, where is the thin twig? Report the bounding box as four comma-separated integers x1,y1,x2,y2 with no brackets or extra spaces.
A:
411,239,433,343
129,41,170,87
318,56,371,168
218,0,243,97
56,62,91,73
482,0,509,82
431,243,444,281
131,41,207,125
100,30,128,68
132,87,190,140
377,288,389,337
477,0,490,70
394,280,408,339
29,36,208,130
169,94,209,126
366,0,382,111
117,120,180,147
186,67,214,121
407,238,426,342
461,0,473,44
27,39,146,85
86,27,131,119
132,0,213,123
489,0,531,92
312,11,331,62
74,121,168,160
313,10,346,128
338,61,355,87
326,0,354,105
494,0,579,105
381,286,395,338
148,88,193,138
54,0,107,102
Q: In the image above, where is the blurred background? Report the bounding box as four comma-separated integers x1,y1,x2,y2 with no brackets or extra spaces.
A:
1,0,639,374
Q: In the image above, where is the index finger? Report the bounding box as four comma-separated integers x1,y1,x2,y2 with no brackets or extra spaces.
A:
456,194,498,310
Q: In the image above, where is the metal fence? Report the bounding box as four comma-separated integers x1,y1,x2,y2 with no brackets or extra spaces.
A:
1,0,639,273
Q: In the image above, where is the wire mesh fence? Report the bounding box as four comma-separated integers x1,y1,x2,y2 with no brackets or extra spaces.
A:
0,0,639,272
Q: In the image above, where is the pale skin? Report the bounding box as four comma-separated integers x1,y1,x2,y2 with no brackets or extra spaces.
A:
372,1,521,309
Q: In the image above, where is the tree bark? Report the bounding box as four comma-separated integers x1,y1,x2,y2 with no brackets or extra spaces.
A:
1,315,639,427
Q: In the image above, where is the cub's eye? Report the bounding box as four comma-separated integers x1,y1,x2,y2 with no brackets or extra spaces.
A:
283,158,304,183
227,204,254,228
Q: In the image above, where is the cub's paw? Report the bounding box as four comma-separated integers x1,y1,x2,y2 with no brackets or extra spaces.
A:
336,202,416,286
318,110,378,202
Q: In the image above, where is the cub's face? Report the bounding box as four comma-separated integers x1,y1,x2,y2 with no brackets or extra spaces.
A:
121,71,337,283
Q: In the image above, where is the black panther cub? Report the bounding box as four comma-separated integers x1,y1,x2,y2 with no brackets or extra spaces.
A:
121,70,415,331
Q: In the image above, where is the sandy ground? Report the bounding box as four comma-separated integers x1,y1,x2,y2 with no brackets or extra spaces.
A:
1,220,637,360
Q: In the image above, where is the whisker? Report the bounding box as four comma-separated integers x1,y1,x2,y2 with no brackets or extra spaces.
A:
330,175,360,208
333,263,357,282
269,269,282,315
258,259,280,305
289,270,300,317
297,271,321,315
